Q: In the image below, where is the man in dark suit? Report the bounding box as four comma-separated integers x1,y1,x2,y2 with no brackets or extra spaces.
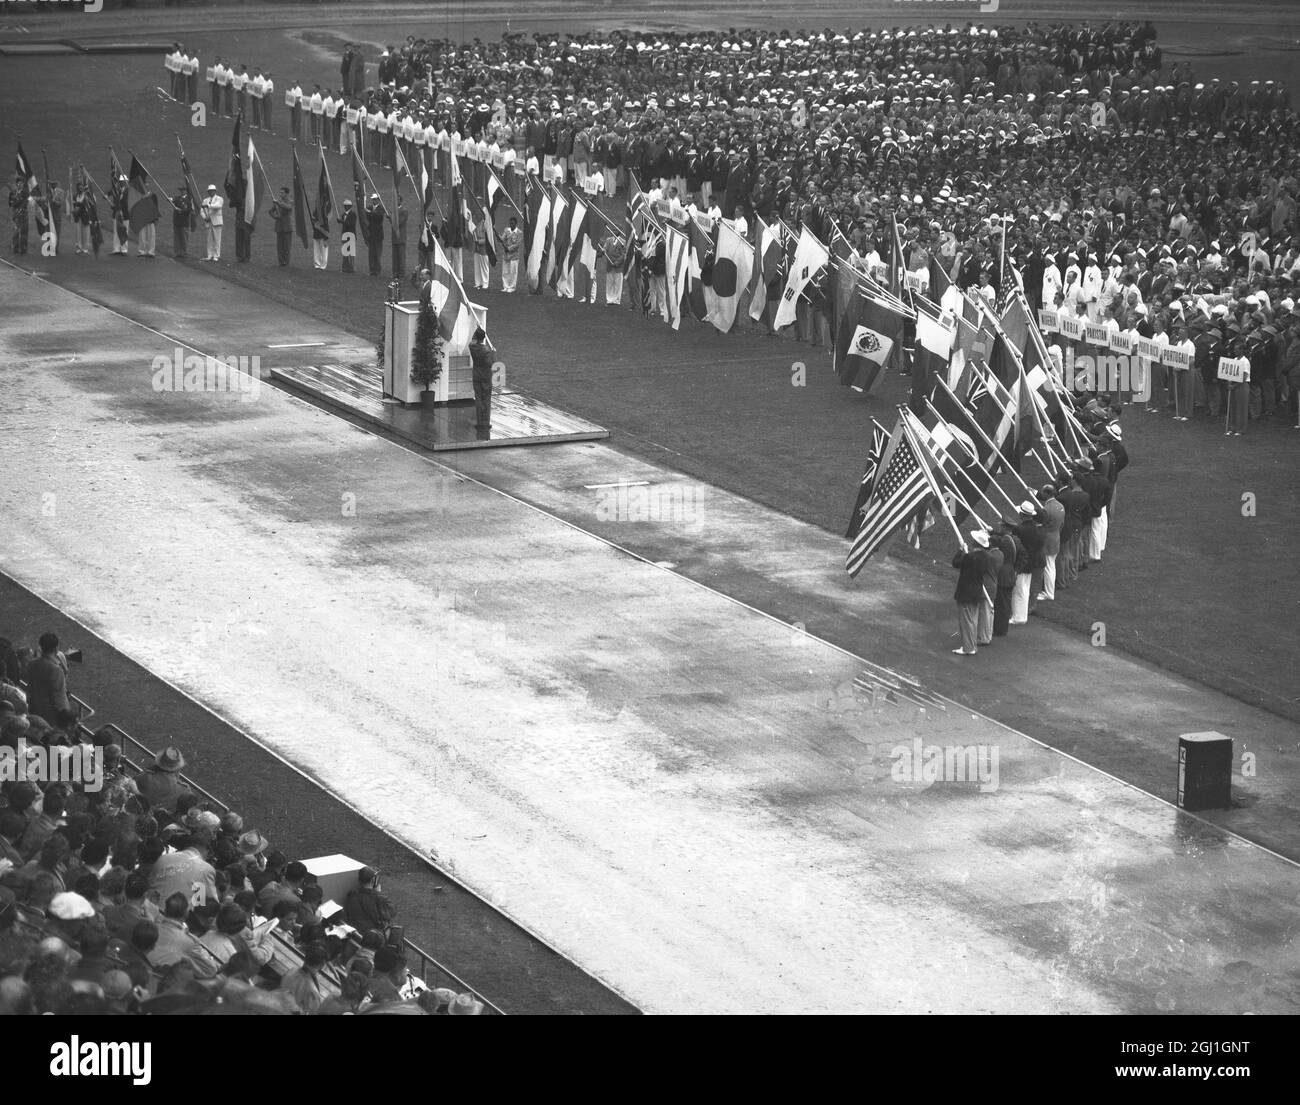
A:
25,633,70,726
1035,484,1065,600
1011,500,1046,623
469,327,494,430
951,530,991,655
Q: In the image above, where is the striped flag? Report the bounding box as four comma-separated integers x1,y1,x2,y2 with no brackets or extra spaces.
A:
428,235,471,340
525,176,551,292
748,215,782,322
846,418,931,578
664,225,691,330
845,418,890,539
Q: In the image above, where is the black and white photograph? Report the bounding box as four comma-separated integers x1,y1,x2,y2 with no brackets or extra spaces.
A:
0,0,1298,1056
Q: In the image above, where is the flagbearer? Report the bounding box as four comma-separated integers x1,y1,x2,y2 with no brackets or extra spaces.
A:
500,215,522,292
201,184,223,261
48,179,65,254
364,193,384,275
230,176,251,263
951,530,990,656
269,186,293,267
600,231,626,306
171,181,192,259
471,214,491,290
390,193,408,281
112,175,130,256
470,327,494,430
311,199,330,271
339,199,357,273
73,179,93,255
7,172,27,255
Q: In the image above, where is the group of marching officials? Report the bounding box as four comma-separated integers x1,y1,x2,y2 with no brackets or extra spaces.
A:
950,414,1128,656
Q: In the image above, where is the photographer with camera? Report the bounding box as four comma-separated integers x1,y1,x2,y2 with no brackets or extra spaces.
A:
343,865,395,938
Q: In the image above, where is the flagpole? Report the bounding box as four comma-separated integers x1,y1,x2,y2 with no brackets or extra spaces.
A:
900,410,969,552
933,374,1035,500
80,165,108,201
922,397,1022,520
318,140,338,214
486,162,524,219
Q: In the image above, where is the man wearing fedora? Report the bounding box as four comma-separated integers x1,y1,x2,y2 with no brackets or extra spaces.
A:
1010,499,1046,625
950,529,991,655
134,745,193,813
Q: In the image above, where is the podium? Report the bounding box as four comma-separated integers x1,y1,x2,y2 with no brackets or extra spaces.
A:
302,854,367,905
1177,732,1232,811
382,299,482,406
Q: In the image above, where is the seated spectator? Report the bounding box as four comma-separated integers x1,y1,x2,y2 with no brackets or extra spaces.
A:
366,945,408,1005
344,866,394,936
104,871,161,940
19,788,67,862
280,940,330,1014
133,745,193,814
149,892,220,979
0,810,24,867
257,859,308,919
150,833,218,906
199,902,274,970
68,924,113,989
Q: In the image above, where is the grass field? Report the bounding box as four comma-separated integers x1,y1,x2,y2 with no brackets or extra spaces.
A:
2,12,1299,726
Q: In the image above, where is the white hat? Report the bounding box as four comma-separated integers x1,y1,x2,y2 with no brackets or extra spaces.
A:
49,892,96,921
1135,304,1148,316
207,184,217,191
969,529,989,548
1106,423,1123,440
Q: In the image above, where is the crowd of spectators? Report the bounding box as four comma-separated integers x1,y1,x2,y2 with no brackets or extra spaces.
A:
329,22,1299,425
0,634,485,1015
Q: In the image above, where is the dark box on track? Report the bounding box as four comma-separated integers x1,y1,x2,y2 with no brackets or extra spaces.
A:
1177,732,1232,811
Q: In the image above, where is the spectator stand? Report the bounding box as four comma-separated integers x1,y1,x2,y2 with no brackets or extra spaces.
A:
96,722,503,1014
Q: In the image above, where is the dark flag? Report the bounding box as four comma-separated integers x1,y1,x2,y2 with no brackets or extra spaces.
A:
835,291,906,394
16,142,49,240
177,140,200,231
291,147,310,248
313,156,333,237
846,418,890,539
351,148,369,247
127,156,160,232
108,151,128,235
224,115,245,211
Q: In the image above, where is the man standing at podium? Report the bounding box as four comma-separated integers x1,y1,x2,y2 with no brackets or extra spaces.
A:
470,327,494,429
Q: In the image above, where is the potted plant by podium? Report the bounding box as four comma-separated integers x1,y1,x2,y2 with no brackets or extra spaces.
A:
409,297,443,408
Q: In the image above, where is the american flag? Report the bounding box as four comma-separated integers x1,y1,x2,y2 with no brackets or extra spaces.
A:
845,418,890,539
997,260,1022,312
846,419,931,578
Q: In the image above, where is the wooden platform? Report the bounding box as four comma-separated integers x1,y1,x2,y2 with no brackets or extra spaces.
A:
268,361,609,451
